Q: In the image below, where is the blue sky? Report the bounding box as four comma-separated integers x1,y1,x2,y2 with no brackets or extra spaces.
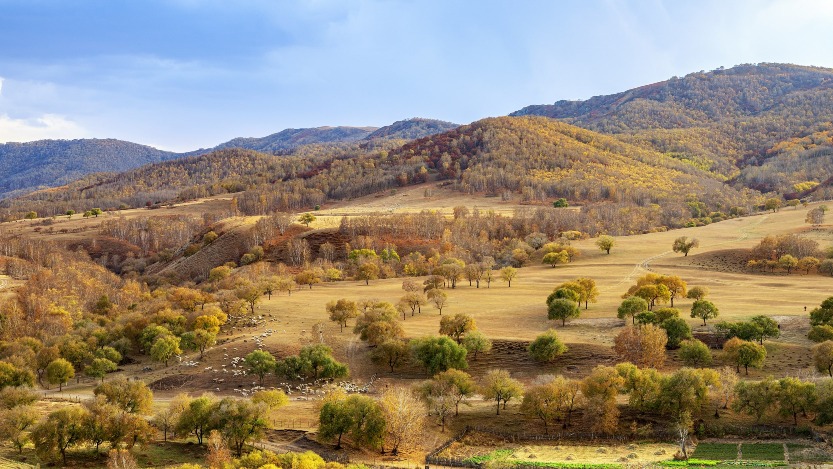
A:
2,0,833,151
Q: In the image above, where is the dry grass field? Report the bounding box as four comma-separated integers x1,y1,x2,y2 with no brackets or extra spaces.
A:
3,192,832,467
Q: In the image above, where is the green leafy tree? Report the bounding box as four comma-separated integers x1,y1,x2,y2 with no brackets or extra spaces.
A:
690,299,719,325
777,377,817,425
686,286,709,301
357,262,380,285
84,358,117,383
764,197,782,212
618,296,649,324
318,393,384,450
595,235,615,254
0,361,35,390
547,298,580,326
212,397,270,456
732,377,778,422
0,405,37,454
150,335,182,367
462,331,492,359
45,358,74,391
660,317,692,349
723,337,766,374
31,406,89,465
812,341,833,377
778,254,798,273
174,394,216,445
409,336,468,375
93,377,154,414
245,350,276,384
679,339,712,367
750,316,780,344
528,330,568,362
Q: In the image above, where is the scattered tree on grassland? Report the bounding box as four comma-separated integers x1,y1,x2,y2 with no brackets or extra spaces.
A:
357,262,380,285
500,266,517,287
542,250,569,268
779,254,799,273
244,350,276,384
462,331,492,359
298,213,316,226
716,366,739,412
409,336,468,375
679,339,713,367
150,335,182,367
0,405,37,454
353,301,404,347
806,207,825,225
418,375,457,431
777,377,817,425
613,324,668,369
810,325,833,342
45,358,74,391
327,299,359,332
672,236,699,257
439,314,476,343
723,337,766,374
480,369,524,415
528,330,568,363
548,298,580,326
690,299,719,325
0,361,35,390
596,235,615,254
174,394,217,445
685,286,709,301
427,288,448,315
618,297,649,324
276,344,348,380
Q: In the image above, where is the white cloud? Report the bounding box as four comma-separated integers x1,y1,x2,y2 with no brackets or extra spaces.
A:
0,114,87,143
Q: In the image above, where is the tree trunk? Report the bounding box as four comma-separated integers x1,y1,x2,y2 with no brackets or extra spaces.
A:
496,401,501,415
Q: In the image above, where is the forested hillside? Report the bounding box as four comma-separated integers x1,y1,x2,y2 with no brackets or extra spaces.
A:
364,117,459,140
0,139,179,199
1,116,759,235
0,118,458,199
512,63,833,185
210,126,377,153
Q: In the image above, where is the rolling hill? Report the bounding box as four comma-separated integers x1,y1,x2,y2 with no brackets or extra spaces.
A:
0,118,457,200
512,63,833,188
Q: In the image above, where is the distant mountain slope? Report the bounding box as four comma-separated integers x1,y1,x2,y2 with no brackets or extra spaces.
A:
211,126,377,153
512,63,833,179
0,117,456,200
0,139,179,199
365,118,458,140
3,116,755,236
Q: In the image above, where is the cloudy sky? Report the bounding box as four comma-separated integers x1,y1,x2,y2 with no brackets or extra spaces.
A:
2,0,833,151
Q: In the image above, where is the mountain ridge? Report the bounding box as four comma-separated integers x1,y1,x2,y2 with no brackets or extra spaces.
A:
0,117,458,200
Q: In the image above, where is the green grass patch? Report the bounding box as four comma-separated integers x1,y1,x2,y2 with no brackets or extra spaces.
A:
692,443,739,461
510,462,622,469
660,459,720,467
739,444,784,461
464,449,515,464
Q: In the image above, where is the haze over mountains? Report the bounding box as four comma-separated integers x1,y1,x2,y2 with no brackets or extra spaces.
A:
0,118,459,199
